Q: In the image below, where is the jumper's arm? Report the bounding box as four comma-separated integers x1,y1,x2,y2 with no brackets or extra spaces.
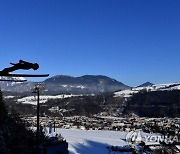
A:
10,62,16,65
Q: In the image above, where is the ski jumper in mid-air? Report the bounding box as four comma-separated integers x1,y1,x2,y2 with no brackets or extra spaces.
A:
0,60,39,74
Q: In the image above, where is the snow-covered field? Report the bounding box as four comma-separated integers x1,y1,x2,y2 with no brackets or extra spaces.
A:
52,128,128,154
114,82,180,98
16,94,80,105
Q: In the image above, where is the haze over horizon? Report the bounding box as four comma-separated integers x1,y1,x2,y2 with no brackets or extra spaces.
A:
0,0,180,86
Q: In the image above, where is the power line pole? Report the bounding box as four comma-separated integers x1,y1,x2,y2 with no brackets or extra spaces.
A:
32,83,44,145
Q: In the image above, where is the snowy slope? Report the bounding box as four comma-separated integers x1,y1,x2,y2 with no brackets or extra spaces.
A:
15,94,81,105
0,76,25,81
114,82,180,98
0,76,25,87
49,128,128,154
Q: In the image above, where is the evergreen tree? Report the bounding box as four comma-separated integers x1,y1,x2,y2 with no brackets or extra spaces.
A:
0,89,6,118
0,88,46,153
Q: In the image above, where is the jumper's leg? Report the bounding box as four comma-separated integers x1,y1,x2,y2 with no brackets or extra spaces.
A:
0,66,17,74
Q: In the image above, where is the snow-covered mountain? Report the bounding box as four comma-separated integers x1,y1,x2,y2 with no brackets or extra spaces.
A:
0,75,130,95
114,82,180,98
44,75,130,94
0,76,26,88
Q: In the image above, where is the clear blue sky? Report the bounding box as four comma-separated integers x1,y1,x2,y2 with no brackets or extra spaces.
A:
0,0,180,86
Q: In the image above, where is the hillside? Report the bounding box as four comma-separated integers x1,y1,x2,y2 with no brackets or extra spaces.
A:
114,82,180,98
123,90,180,117
1,75,130,95
3,81,180,118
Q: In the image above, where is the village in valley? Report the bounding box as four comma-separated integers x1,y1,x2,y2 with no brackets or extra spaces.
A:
1,77,180,153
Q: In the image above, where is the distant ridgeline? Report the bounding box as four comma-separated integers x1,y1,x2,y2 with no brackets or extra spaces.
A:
124,90,180,117
0,75,130,95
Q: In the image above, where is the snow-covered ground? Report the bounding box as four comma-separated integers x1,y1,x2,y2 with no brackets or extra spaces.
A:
61,84,86,89
49,128,128,154
16,94,81,105
114,89,139,98
31,127,161,154
114,82,180,98
4,96,15,99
